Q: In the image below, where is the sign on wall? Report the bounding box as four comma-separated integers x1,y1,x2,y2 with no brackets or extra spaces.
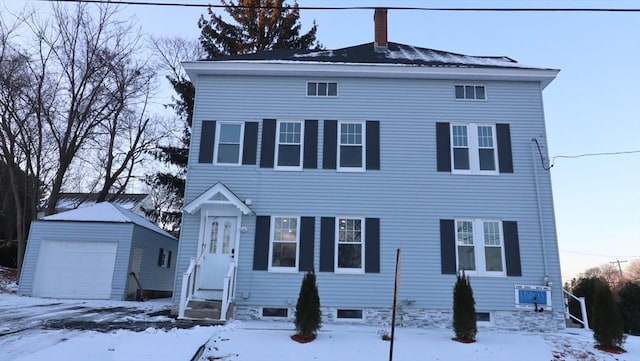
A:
514,285,552,311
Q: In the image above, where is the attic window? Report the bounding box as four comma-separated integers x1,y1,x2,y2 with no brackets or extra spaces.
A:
307,81,338,97
455,85,486,100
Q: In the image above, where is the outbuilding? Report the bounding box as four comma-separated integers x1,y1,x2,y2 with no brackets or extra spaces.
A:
18,202,177,300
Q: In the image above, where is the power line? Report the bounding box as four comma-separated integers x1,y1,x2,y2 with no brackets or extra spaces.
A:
33,0,640,12
560,249,640,258
553,150,640,161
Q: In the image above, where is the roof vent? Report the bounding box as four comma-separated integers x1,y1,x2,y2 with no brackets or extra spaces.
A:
374,8,388,53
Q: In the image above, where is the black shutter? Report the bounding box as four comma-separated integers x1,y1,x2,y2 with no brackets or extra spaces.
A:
157,248,164,267
253,216,271,270
503,221,522,276
167,251,172,268
303,120,318,169
260,119,276,168
496,124,513,173
319,217,335,272
366,121,380,170
365,218,380,273
299,217,315,271
436,122,451,172
242,122,258,165
198,121,216,163
323,120,337,169
440,219,456,274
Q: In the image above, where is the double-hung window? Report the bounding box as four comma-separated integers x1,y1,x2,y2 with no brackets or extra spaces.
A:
336,217,364,273
451,123,498,174
269,216,300,271
275,120,303,170
456,219,505,276
338,121,364,171
215,122,244,165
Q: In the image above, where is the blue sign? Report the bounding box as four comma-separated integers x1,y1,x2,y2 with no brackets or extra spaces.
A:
514,285,552,310
518,289,547,305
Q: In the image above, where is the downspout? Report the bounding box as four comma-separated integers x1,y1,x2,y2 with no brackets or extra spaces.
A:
532,138,549,282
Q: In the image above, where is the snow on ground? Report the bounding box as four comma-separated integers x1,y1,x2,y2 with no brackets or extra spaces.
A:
1,293,217,361
1,288,638,361
6,326,216,361
198,321,640,361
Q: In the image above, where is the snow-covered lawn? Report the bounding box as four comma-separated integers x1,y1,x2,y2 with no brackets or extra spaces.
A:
1,290,638,361
199,321,639,361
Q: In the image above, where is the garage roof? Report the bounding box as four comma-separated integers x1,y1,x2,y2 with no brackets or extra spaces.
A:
43,202,176,240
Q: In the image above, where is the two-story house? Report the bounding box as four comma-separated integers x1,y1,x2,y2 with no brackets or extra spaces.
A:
172,9,564,332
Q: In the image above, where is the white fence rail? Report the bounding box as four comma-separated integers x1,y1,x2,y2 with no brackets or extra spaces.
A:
563,288,589,329
220,261,236,321
178,258,198,319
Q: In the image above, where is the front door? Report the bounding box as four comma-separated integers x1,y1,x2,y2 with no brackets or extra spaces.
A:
200,216,236,294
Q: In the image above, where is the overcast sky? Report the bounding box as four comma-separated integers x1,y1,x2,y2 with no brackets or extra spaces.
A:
6,0,640,281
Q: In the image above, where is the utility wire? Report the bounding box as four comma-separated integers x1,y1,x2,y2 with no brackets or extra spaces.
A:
553,150,640,161
33,0,640,11
560,249,640,258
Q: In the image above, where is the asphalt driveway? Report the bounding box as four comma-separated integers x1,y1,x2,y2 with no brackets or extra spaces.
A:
0,296,195,337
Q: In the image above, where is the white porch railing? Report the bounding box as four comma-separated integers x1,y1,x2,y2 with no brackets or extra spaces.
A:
220,261,236,321
563,288,589,329
178,257,202,319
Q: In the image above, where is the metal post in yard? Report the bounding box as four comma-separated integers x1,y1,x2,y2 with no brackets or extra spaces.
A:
389,248,401,361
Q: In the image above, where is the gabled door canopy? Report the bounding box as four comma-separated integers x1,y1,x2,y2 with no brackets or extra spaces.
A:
183,182,254,215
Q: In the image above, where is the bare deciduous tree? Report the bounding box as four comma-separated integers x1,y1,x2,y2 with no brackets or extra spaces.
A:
582,263,625,290
625,259,640,282
27,3,160,214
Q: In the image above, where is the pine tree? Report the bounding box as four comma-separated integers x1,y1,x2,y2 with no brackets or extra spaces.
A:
198,0,321,58
452,271,477,342
150,1,321,232
618,282,640,335
592,281,625,349
294,270,321,340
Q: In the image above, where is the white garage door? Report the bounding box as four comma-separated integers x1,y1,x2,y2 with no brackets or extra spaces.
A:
33,240,118,299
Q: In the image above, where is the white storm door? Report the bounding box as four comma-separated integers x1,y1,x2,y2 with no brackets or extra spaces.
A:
200,217,236,290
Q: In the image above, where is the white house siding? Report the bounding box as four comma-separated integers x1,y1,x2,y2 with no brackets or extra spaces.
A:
19,221,133,300
175,74,563,329
130,225,178,293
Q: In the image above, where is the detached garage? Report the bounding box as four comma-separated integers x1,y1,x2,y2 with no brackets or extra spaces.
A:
18,202,178,300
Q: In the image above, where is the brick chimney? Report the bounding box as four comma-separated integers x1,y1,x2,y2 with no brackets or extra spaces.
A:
374,8,388,52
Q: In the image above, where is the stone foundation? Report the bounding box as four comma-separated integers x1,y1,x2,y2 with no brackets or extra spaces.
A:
234,305,566,332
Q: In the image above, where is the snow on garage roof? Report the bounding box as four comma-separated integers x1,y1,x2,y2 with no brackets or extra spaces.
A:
43,202,176,240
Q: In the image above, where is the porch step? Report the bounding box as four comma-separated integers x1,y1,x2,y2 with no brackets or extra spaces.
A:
565,319,585,328
184,299,222,320
188,300,221,310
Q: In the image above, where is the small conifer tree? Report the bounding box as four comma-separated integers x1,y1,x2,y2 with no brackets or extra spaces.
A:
618,282,640,335
294,270,321,340
592,282,625,349
453,271,477,342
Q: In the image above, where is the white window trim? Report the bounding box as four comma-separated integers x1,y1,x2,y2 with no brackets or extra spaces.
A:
274,120,304,171
268,215,301,273
455,219,506,277
214,121,245,166
335,216,365,274
450,123,499,175
454,84,488,101
306,81,339,97
337,120,366,173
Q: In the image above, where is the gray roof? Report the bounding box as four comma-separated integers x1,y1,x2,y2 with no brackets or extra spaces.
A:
55,193,149,210
43,202,177,240
209,42,546,70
